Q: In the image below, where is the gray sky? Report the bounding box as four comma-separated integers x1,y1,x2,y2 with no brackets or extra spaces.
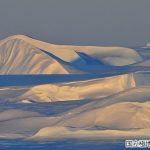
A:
0,0,150,47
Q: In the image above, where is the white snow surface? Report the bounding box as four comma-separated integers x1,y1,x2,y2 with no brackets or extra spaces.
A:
0,35,142,74
0,73,135,102
0,37,83,74
0,35,149,141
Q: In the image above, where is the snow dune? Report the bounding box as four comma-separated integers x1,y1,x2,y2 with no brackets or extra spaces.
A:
0,86,149,140
0,77,149,140
0,38,83,74
0,35,142,75
0,35,149,141
0,109,41,122
0,73,135,103
57,101,150,129
0,110,57,134
0,72,148,103
30,127,150,141
29,86,150,140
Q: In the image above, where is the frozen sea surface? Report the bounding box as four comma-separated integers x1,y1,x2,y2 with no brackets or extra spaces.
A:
0,139,130,150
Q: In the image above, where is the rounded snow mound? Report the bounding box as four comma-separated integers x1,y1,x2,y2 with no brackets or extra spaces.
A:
0,74,135,102
60,101,150,130
1,35,142,66
0,37,83,74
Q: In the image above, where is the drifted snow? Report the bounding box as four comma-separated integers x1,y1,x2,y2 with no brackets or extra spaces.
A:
0,38,83,74
30,127,150,141
0,35,149,142
0,74,135,102
0,35,142,75
58,101,150,129
0,99,149,140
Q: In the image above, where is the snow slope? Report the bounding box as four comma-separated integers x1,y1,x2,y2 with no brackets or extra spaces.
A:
0,35,84,64
0,38,83,74
30,127,150,141
0,86,149,140
133,59,150,66
0,35,142,70
0,74,135,102
58,101,150,129
0,35,148,142
29,86,150,140
0,109,41,122
0,72,148,103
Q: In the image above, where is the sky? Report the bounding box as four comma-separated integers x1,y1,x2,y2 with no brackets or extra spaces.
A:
0,0,150,47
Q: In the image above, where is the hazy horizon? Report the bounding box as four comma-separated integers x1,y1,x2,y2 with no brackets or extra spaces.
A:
0,1,150,149
1,0,150,47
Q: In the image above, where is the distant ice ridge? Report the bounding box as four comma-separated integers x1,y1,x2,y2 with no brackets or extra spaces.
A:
146,43,150,47
0,34,142,74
